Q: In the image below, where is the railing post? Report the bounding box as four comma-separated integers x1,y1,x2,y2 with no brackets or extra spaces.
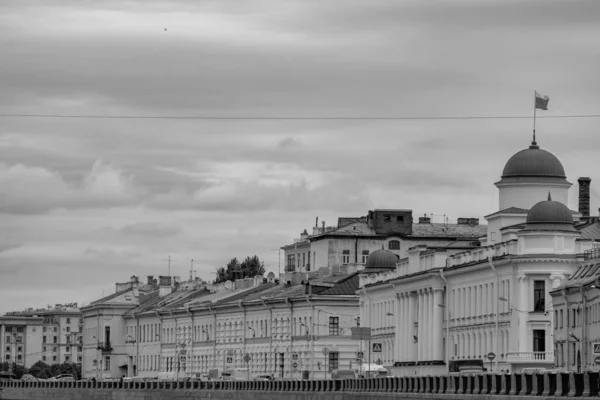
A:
583,371,591,397
567,372,576,397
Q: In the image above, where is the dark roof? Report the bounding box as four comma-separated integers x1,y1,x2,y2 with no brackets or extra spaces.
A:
318,273,359,296
486,207,529,218
576,220,600,240
89,288,136,306
501,142,566,179
214,284,276,304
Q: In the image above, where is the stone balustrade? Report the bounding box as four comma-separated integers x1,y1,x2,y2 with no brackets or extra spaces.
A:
0,371,598,397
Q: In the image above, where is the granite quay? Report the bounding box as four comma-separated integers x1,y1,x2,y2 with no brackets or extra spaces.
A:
1,371,599,399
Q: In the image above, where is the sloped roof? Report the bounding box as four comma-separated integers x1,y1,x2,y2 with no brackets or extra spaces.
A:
410,223,487,238
577,221,600,240
318,273,359,296
89,288,137,306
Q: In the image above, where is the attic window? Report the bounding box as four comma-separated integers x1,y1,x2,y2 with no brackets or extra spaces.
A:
383,215,391,222
125,295,132,301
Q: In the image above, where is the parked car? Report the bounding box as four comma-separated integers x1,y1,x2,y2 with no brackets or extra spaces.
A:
48,374,76,382
331,370,357,380
0,372,18,381
20,374,47,382
253,374,274,381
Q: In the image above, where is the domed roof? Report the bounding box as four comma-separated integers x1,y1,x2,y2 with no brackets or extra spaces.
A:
526,193,573,225
502,142,566,179
365,249,398,270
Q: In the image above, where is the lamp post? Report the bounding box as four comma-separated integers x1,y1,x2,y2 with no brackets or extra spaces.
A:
202,328,210,341
248,326,256,338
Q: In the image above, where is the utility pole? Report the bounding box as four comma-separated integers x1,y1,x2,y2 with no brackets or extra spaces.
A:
189,259,194,282
162,256,176,277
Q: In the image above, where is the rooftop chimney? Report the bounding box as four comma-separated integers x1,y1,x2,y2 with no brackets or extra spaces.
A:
578,177,591,217
158,275,172,297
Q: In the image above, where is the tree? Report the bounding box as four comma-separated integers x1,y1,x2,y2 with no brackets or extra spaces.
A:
214,256,265,283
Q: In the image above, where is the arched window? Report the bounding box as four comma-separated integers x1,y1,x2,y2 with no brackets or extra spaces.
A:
388,240,400,250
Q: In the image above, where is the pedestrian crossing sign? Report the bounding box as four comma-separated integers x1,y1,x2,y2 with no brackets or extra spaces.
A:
594,343,600,355
372,343,382,353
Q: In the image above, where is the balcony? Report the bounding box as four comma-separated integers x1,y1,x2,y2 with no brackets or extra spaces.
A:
506,351,554,364
96,342,113,353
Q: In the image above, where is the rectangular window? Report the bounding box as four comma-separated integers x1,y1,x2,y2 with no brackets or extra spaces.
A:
43,356,46,361
66,346,70,352
302,253,305,268
533,281,545,312
328,352,339,371
5,355,9,360
53,356,56,362
307,252,311,271
383,215,391,222
388,240,400,250
16,336,22,343
17,346,22,352
342,250,350,265
53,347,57,352
16,327,23,333
53,336,57,344
17,355,22,361
66,326,70,333
396,216,404,222
329,317,340,336
554,310,558,329
54,327,57,332
572,308,577,328
533,329,546,353
105,326,111,345
66,336,71,344
362,250,369,264
5,336,10,343
560,309,564,328
43,336,47,344
43,327,47,333
66,318,71,324
105,356,111,371
65,355,70,362
43,346,46,352
572,343,577,365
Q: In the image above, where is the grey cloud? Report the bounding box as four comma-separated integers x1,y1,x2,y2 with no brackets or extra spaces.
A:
278,137,301,150
120,221,183,237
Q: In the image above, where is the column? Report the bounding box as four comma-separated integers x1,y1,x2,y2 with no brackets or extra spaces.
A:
404,294,409,362
433,289,443,361
427,290,434,360
417,291,423,360
395,293,401,362
519,275,529,352
423,290,429,360
408,293,417,362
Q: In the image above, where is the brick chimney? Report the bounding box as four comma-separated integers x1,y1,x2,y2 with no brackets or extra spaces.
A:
578,177,591,217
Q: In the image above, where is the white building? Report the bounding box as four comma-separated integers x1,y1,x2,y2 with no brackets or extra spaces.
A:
359,138,600,375
82,268,361,380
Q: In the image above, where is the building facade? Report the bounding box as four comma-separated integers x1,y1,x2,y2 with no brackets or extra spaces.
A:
0,305,82,369
358,138,600,375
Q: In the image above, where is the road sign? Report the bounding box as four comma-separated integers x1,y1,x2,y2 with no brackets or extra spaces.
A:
372,343,382,353
595,356,600,365
357,351,364,359
351,327,372,340
322,347,330,356
487,352,496,361
226,356,233,364
292,362,299,369
593,343,600,355
243,354,252,363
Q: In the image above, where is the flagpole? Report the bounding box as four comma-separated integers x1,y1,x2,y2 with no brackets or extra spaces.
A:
533,90,537,145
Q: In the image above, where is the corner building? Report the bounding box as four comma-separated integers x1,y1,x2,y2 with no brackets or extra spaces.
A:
359,139,600,376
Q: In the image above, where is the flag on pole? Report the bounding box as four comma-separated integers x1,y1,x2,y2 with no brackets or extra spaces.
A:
535,91,549,110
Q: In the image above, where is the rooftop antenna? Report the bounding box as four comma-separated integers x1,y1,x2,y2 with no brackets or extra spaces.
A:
189,259,195,281
162,255,176,277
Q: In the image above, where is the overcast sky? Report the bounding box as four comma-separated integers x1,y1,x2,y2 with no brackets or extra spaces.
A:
1,0,599,313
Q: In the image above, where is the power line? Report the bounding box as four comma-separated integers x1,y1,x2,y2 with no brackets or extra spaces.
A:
0,113,600,121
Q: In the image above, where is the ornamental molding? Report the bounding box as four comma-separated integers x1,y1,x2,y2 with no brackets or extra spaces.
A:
549,273,566,281
516,258,580,264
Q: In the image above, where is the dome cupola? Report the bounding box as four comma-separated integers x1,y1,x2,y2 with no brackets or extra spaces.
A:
502,142,566,179
524,193,575,231
364,249,398,271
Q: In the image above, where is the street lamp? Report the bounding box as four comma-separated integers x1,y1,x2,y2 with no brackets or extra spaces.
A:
202,328,210,341
248,326,256,338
